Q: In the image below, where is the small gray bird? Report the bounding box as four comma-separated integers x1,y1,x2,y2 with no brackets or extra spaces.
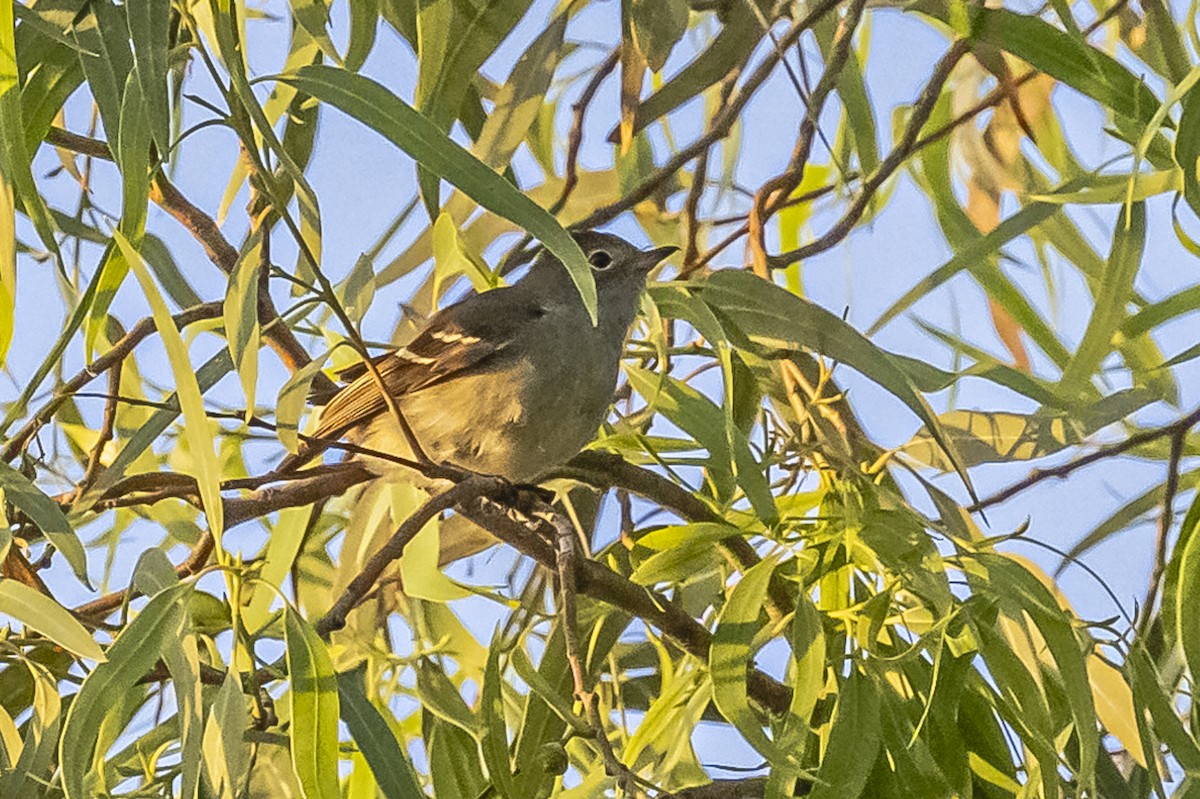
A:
292,231,675,483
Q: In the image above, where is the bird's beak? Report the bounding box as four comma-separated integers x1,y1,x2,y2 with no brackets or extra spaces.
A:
637,245,679,272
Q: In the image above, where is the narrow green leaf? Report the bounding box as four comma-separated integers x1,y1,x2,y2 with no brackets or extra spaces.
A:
277,351,332,454
209,0,322,283
767,595,826,799
59,582,193,799
1177,493,1200,686
125,0,171,156
869,199,1060,334
344,0,378,72
415,658,479,738
86,73,150,357
1163,491,1200,656
0,0,60,266
1177,82,1200,221
114,230,224,541
337,667,425,799
1129,645,1200,772
709,556,782,762
163,634,203,799
620,1,767,140
427,717,487,799
225,239,262,420
274,65,597,322
807,668,881,799
629,0,688,72
1060,202,1145,394
203,669,251,798
0,162,12,368
244,504,313,633
472,13,568,169
337,252,377,323
625,364,777,522
0,0,15,100
72,0,132,145
0,661,62,797
978,554,1097,792
289,0,343,65
480,642,516,798
0,461,88,586
0,579,104,661
414,0,533,214
284,606,340,799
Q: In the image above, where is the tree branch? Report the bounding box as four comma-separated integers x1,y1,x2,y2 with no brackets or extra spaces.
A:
74,463,374,618
569,0,845,232
969,405,1200,512
767,39,969,269
314,476,501,638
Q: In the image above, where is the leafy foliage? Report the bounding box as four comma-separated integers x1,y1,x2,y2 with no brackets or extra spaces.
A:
1,0,1200,797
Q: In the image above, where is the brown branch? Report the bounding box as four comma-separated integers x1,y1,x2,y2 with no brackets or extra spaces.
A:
43,126,333,394
1139,427,1186,634
552,48,620,217
969,405,1200,512
314,476,498,638
560,451,795,621
78,361,122,496
74,463,374,618
457,493,793,715
569,0,845,232
666,779,768,799
749,0,868,276
547,505,641,794
767,39,970,269
763,0,1128,270
1,302,223,464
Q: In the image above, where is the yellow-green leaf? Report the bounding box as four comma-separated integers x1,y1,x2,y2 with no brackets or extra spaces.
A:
114,230,225,543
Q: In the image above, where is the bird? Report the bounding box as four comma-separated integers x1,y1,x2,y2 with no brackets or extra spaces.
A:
283,231,676,486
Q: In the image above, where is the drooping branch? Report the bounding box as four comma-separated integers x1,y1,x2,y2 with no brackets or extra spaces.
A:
314,476,501,638
457,492,793,715
559,451,796,620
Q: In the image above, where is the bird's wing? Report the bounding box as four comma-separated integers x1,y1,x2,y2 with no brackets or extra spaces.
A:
311,288,529,440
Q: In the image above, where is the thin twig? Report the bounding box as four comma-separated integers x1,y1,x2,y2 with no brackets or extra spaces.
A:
315,476,502,638
77,361,123,496
749,0,869,275
75,463,375,618
553,48,620,217
1,302,223,464
570,0,845,232
44,126,332,392
969,405,1200,512
1139,428,1186,634
766,39,969,269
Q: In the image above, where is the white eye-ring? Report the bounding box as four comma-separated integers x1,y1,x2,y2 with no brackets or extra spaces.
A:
588,249,613,270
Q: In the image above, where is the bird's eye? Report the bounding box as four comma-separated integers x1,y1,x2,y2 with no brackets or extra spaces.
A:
588,250,613,270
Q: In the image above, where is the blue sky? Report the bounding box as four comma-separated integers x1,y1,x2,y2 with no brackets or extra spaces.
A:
9,0,1200,777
